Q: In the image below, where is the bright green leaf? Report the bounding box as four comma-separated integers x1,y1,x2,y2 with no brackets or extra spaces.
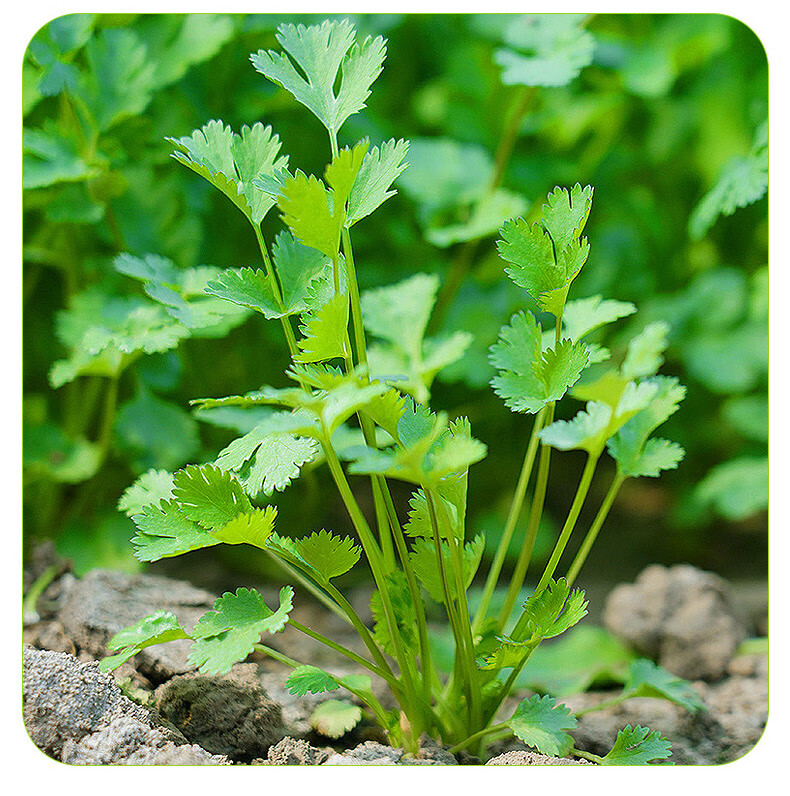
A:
295,529,361,581
507,694,577,757
599,725,672,765
286,665,340,696
310,700,362,738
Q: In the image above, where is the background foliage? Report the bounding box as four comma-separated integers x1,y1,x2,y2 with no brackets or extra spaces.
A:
23,13,767,585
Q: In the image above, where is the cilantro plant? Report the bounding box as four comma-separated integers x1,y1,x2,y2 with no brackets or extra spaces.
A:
102,19,695,763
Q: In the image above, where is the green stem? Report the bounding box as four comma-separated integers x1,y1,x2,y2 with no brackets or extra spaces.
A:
447,722,509,755
498,405,554,628
566,471,626,588
574,693,629,716
473,407,545,633
322,436,424,731
571,747,604,764
253,643,301,669
382,487,437,707
532,452,600,596
96,374,120,463
321,579,395,680
23,564,59,619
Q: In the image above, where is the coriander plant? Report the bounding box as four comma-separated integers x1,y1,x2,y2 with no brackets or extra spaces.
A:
102,20,698,763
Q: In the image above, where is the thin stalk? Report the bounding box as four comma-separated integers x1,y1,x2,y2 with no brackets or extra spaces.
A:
574,693,630,716
570,747,605,764
286,619,399,692
96,374,120,462
566,471,626,588
381,487,437,705
322,579,395,679
322,438,424,731
532,451,600,597
23,564,59,620
252,224,301,365
264,550,350,623
447,722,509,755
426,490,477,728
497,408,554,627
473,407,545,633
253,642,391,727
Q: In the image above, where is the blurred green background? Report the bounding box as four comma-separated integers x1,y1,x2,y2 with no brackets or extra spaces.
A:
22,13,767,591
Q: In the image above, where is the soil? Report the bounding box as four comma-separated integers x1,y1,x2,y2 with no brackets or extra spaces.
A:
21,548,767,766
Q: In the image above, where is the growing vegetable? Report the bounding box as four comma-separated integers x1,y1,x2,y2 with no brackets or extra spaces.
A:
102,19,697,763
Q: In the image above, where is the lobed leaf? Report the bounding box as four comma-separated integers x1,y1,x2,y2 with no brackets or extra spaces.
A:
347,138,409,225
599,725,672,765
295,291,350,363
409,534,484,603
118,469,175,516
100,611,190,672
310,700,363,738
507,694,577,757
131,499,220,562
286,665,340,696
189,586,294,675
623,659,705,714
294,530,361,581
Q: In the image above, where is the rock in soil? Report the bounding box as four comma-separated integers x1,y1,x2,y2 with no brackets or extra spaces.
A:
61,716,228,765
603,564,747,680
263,737,333,765
23,647,227,764
58,569,216,682
486,751,592,765
154,664,285,762
324,739,458,766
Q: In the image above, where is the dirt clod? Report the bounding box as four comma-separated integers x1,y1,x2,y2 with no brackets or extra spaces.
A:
265,736,332,765
603,564,747,680
155,664,285,761
486,750,592,765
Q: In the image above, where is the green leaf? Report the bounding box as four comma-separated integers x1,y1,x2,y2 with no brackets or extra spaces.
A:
310,700,362,738
623,659,705,714
296,291,350,363
189,586,294,675
498,220,562,303
23,126,93,189
294,530,361,581
118,469,175,516
405,475,468,541
495,14,594,87
325,140,368,212
100,611,190,673
215,412,319,497
621,322,670,380
599,725,672,765
410,534,484,603
286,665,340,696
490,312,589,414
479,639,531,671
541,184,594,252
562,295,637,342
427,189,529,248
251,20,386,135
695,456,768,520
347,138,409,225
277,170,339,259
23,423,101,484
507,694,577,757
690,120,767,239
517,625,636,696
76,28,156,131
131,499,220,562
172,464,252,530
210,506,277,550
170,120,288,223
607,376,686,477
115,388,200,472
520,578,588,641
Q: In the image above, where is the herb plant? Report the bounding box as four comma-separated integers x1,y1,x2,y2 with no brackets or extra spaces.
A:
101,19,698,763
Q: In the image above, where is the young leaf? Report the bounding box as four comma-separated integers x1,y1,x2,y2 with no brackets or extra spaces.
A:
541,184,594,252
295,291,350,363
539,402,612,453
203,268,283,319
131,499,220,562
479,638,531,671
506,694,577,757
286,665,340,696
210,505,277,550
215,409,319,497
99,611,190,672
498,220,563,304
409,534,485,603
310,700,363,738
520,578,588,641
251,20,386,136
325,140,368,212
172,464,252,530
562,295,637,342
621,321,670,380
599,725,672,765
623,659,705,714
169,119,288,223
277,170,339,259
118,469,175,516
347,138,409,225
188,586,294,675
294,530,361,581
405,475,468,540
